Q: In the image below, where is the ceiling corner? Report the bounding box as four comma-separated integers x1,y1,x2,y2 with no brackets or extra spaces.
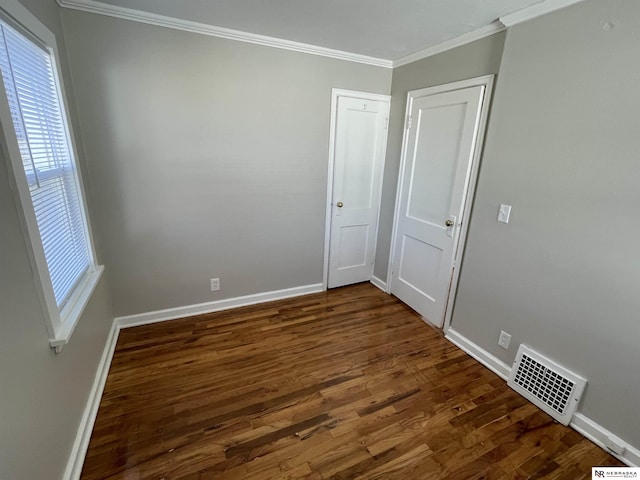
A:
392,21,507,69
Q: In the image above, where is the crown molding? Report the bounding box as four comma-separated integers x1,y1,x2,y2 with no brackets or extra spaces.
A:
500,0,586,27
392,21,506,69
56,0,393,68
56,0,587,71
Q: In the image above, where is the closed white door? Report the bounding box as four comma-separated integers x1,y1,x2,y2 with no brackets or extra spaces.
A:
327,92,389,288
390,83,486,326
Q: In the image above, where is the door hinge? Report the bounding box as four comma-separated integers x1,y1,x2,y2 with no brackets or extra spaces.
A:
406,115,412,129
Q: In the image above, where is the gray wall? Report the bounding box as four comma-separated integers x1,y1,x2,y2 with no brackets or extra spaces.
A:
451,0,640,447
60,9,392,317
373,33,506,280
0,1,114,479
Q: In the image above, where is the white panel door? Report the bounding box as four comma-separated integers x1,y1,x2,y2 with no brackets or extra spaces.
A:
328,95,389,288
390,85,484,325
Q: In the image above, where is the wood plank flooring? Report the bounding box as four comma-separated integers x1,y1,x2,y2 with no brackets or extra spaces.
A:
81,283,622,479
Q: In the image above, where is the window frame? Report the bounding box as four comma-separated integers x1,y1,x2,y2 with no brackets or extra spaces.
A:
0,0,103,353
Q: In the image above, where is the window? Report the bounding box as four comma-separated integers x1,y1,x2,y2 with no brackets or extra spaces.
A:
0,5,102,352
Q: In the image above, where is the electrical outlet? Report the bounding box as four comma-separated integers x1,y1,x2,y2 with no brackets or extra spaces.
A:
498,330,511,349
210,278,220,292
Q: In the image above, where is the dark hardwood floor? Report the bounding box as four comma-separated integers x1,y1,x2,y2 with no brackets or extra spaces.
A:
81,283,622,479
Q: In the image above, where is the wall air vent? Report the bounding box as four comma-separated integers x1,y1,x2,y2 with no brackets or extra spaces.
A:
507,345,586,425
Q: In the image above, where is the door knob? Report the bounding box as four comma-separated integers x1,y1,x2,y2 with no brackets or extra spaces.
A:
336,201,344,208
445,219,454,227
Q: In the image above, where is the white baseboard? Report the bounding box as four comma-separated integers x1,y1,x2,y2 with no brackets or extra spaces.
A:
369,275,388,293
445,327,511,380
115,283,323,328
571,413,640,467
63,320,120,480
444,327,639,466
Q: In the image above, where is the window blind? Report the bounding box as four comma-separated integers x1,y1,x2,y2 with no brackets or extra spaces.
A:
0,20,90,308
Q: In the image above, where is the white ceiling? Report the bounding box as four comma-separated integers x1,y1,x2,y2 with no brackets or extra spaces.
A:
91,0,545,60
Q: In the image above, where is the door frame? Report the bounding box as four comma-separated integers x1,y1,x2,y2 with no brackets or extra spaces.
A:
322,88,391,290
386,75,495,330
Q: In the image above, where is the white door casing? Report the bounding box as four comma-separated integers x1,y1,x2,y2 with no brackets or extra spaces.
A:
324,89,390,289
389,76,494,328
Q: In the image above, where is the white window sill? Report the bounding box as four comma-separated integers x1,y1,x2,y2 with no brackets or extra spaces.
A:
49,265,104,353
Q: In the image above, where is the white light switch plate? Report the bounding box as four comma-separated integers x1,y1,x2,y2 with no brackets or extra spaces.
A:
497,204,512,223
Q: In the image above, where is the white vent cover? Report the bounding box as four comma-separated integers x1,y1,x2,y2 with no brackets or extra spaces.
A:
507,345,586,425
